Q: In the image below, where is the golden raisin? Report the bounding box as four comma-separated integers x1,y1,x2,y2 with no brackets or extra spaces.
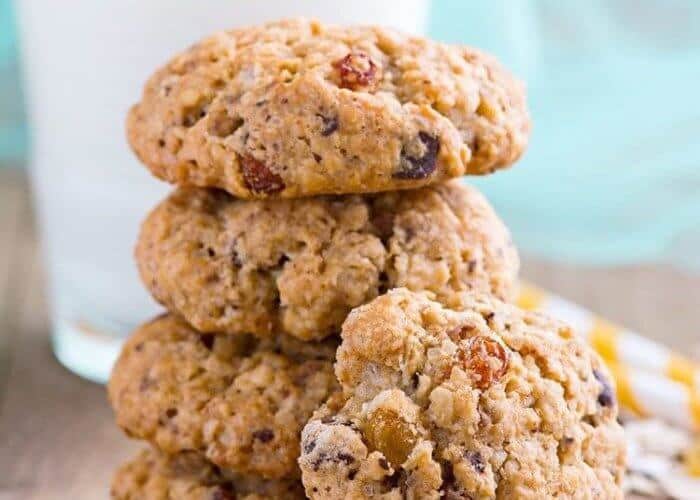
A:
333,52,380,91
458,335,509,389
363,408,416,466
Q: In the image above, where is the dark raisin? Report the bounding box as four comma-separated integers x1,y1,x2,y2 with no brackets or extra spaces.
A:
337,453,355,465
200,334,215,350
317,114,339,136
593,369,615,408
394,132,440,180
465,450,485,473
348,469,358,480
333,52,380,91
313,153,322,162
206,247,216,257
304,440,316,454
165,408,178,419
252,428,274,443
467,259,477,273
239,155,285,194
312,452,328,471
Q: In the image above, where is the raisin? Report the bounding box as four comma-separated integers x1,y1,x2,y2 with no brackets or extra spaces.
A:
394,132,440,180
304,440,316,454
239,155,285,194
465,450,485,473
457,335,509,389
252,428,274,443
165,408,178,419
333,52,380,91
364,408,416,466
317,114,339,136
337,453,355,465
593,369,615,408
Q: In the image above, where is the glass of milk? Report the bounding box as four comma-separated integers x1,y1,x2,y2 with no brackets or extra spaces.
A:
15,0,429,383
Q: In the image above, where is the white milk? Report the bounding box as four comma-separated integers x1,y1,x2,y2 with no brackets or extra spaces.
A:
15,0,429,382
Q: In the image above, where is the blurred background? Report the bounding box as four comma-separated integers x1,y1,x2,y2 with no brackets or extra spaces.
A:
0,1,698,498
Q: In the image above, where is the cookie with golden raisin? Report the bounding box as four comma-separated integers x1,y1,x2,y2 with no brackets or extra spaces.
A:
299,289,626,499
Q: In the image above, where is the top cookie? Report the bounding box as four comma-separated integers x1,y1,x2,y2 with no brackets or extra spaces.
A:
127,18,530,199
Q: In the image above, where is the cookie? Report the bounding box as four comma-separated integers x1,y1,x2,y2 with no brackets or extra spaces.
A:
107,314,338,480
127,18,530,199
111,448,305,499
299,289,626,499
136,180,518,341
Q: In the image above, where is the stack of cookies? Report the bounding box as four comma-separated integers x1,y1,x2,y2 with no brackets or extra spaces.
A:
108,19,626,499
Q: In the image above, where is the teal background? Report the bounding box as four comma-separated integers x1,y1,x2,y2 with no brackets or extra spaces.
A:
3,1,699,267
429,1,700,267
0,0,26,165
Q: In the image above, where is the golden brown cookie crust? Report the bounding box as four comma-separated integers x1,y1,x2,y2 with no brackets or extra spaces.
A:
299,289,626,499
127,18,530,199
107,314,338,480
111,448,305,499
135,180,518,341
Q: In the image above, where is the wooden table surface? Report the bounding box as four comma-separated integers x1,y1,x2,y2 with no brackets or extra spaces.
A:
1,168,698,499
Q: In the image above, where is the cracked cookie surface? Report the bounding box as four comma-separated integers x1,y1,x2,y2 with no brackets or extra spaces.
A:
299,289,626,499
111,448,305,499
108,314,338,480
136,180,518,341
127,18,530,199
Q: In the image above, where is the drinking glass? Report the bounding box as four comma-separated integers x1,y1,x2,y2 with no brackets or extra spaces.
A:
15,0,429,383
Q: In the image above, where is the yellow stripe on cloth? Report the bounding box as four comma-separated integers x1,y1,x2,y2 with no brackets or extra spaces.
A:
589,319,619,364
667,354,698,389
517,284,545,311
690,390,700,430
606,363,646,416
